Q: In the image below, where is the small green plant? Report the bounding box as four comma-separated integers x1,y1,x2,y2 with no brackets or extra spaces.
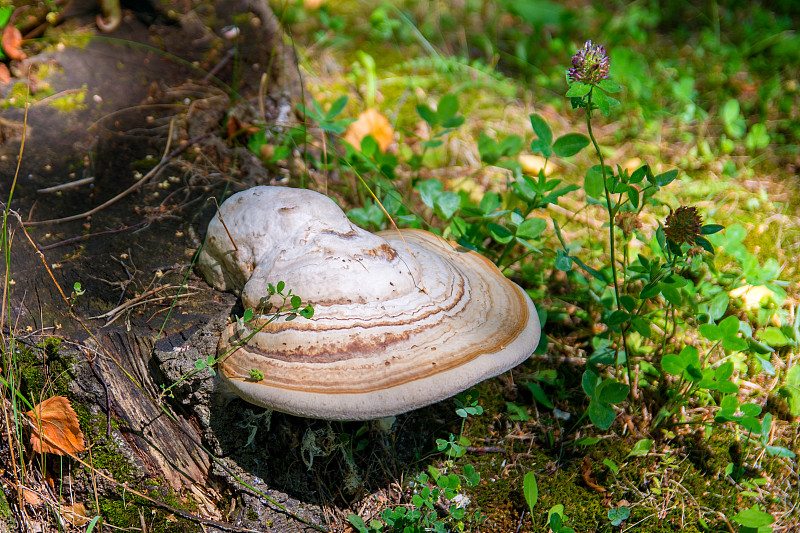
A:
732,504,775,533
347,464,483,533
298,95,354,136
522,470,537,519
247,368,264,381
68,281,85,312
436,389,483,460
347,390,485,532
546,504,575,533
159,281,313,401
607,505,630,527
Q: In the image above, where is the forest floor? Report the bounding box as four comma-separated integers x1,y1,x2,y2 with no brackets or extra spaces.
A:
1,1,799,532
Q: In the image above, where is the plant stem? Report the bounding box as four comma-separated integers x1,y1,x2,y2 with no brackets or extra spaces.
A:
496,241,514,267
585,90,632,385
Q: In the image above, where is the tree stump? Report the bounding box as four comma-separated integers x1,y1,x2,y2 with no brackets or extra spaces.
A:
0,1,334,530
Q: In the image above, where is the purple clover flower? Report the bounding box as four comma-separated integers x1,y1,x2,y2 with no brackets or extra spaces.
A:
567,40,610,86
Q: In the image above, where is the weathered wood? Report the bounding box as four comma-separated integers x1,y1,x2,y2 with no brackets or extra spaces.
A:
81,330,211,489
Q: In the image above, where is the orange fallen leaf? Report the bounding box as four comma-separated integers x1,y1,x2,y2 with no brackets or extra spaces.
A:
64,503,89,527
21,487,42,506
2,24,27,61
26,396,86,455
622,157,642,174
0,63,10,85
225,115,259,140
344,108,393,153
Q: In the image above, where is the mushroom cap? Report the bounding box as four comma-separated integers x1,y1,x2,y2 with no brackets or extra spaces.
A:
197,186,541,420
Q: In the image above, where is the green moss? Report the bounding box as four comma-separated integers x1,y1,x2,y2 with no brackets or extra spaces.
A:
59,32,94,50
12,338,200,530
457,388,739,533
47,85,88,113
16,339,73,401
98,494,199,533
246,509,259,521
77,406,199,530
0,486,16,529
84,423,138,485
232,13,251,26
1,82,53,109
0,61,66,108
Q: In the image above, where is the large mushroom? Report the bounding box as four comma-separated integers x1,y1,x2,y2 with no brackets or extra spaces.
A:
197,186,541,420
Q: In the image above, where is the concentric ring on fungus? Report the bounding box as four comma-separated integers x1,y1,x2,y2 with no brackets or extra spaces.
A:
197,186,541,420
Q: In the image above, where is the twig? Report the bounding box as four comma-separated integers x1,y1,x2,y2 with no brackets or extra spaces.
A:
464,446,506,454
514,510,526,533
89,287,198,326
151,263,191,273
37,177,95,193
32,89,87,107
210,197,238,251
39,221,146,250
202,47,237,84
24,128,210,226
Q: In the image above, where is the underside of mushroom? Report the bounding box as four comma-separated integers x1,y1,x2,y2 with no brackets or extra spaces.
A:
197,186,541,420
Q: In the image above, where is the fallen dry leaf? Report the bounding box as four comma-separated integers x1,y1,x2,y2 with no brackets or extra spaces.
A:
581,456,606,493
63,503,89,527
519,154,557,176
21,487,42,506
26,396,86,455
622,157,642,174
729,284,777,311
344,108,393,153
0,63,10,85
2,24,27,61
303,0,326,9
225,115,259,139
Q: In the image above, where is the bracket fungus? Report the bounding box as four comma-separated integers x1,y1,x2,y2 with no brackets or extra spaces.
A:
197,186,541,420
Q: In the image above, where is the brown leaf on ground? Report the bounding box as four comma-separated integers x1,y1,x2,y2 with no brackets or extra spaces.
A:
21,487,42,506
344,108,393,153
2,24,27,61
63,503,89,527
26,396,87,455
0,63,10,85
519,154,558,176
225,115,258,140
581,456,606,493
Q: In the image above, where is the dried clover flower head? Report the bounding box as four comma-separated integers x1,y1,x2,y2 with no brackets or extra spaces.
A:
664,206,703,245
615,211,642,238
568,40,610,85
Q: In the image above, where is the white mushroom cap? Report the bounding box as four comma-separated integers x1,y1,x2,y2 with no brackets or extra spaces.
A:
197,186,541,420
